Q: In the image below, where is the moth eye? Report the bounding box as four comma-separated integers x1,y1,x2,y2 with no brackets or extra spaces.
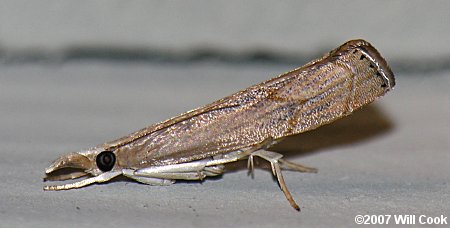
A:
96,151,116,172
359,54,366,60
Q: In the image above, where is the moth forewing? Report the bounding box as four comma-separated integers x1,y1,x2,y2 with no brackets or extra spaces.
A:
44,39,395,211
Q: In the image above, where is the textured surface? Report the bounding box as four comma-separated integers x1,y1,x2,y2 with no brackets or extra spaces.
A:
0,62,449,227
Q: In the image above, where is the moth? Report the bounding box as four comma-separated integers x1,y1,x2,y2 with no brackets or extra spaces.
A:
44,39,395,211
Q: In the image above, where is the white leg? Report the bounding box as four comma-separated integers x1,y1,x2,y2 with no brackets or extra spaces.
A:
247,154,255,178
122,169,174,185
203,165,225,175
132,157,227,181
127,176,175,185
135,171,207,180
135,159,210,174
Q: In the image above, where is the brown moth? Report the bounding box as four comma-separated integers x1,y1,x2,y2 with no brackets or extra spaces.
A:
44,39,395,211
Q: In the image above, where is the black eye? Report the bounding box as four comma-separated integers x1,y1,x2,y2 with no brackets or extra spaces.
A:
96,151,116,172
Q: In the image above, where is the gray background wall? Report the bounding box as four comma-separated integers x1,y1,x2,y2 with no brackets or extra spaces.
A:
1,1,449,227
1,1,450,62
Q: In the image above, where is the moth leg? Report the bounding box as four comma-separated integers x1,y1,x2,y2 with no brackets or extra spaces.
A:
135,171,208,180
122,169,174,186
132,170,222,181
244,137,280,177
247,153,255,178
243,137,317,174
133,158,225,181
205,150,253,167
203,165,225,175
127,176,175,185
44,171,122,191
279,159,318,173
135,159,210,174
251,150,301,211
204,138,279,172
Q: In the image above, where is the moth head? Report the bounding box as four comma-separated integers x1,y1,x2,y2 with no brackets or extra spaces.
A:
44,148,117,182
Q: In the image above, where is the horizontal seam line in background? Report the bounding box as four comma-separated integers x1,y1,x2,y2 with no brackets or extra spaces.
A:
0,48,449,74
